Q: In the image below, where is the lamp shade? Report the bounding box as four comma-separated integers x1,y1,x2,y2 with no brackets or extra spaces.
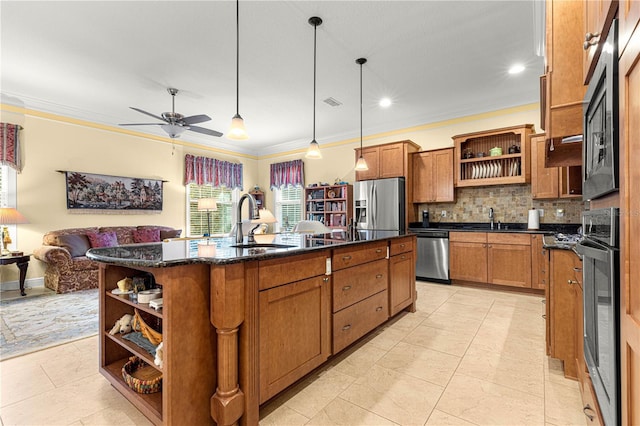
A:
305,140,322,159
197,198,218,211
228,114,248,140
355,156,369,171
160,123,187,138
0,208,29,225
251,208,277,224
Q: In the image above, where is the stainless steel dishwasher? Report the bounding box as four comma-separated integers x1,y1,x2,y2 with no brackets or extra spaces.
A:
409,228,450,284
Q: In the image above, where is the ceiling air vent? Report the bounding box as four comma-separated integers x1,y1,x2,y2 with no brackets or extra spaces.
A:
323,97,342,107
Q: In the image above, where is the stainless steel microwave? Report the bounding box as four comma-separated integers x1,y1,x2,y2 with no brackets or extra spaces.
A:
583,19,618,201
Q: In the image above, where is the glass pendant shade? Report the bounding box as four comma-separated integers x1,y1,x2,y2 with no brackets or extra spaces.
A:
160,124,187,138
355,156,369,171
228,114,248,140
306,140,322,159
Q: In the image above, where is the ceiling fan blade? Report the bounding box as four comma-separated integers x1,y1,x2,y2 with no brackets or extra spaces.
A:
182,114,211,125
119,123,164,126
130,107,167,122
188,125,223,137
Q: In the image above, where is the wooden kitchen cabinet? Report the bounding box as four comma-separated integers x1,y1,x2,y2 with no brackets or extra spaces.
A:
487,233,532,288
259,252,331,403
453,124,533,187
531,234,550,291
449,232,488,283
583,0,618,84
544,0,587,167
530,133,582,199
412,148,455,203
388,236,416,316
355,140,420,181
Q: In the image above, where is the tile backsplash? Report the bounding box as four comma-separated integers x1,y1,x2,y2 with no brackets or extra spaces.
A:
418,184,584,225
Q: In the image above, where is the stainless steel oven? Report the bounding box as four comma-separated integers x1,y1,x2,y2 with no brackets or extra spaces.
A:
583,19,618,201
576,207,619,426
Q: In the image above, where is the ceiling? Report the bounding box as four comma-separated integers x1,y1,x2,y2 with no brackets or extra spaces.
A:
0,1,545,157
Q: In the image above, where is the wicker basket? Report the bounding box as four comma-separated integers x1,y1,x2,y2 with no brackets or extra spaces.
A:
122,356,162,394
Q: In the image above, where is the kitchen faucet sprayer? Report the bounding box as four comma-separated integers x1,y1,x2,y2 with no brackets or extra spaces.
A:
236,193,259,243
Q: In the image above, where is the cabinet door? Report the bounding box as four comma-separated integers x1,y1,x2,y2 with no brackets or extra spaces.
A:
433,149,454,202
449,241,487,282
487,243,532,288
550,250,579,379
259,275,330,403
412,151,433,203
379,143,405,178
389,252,415,316
355,147,380,181
531,133,560,199
583,0,617,84
531,234,550,290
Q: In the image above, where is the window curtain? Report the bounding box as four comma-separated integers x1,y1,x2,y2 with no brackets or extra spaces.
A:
1,123,22,172
270,159,304,190
184,154,243,190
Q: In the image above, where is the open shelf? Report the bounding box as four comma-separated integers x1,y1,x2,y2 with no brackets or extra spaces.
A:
106,291,163,318
304,184,353,230
105,331,161,371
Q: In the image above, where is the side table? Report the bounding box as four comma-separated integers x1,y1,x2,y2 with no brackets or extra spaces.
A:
0,254,31,296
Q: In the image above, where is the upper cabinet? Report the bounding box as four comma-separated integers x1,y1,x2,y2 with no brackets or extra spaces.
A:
583,0,618,84
530,133,582,199
544,0,587,167
355,140,420,181
412,148,455,203
453,124,533,187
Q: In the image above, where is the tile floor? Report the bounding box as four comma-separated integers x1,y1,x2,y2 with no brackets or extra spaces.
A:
0,281,586,425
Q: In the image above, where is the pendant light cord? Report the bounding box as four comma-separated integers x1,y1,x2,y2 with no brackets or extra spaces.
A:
312,21,317,141
235,0,240,115
359,61,363,151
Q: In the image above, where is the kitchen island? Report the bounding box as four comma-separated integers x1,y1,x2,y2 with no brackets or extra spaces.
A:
87,231,416,426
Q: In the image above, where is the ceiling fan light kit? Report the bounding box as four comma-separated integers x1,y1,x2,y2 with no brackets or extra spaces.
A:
228,0,249,141
305,16,323,159
354,57,369,171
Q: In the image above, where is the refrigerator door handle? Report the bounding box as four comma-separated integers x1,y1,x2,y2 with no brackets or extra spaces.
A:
372,182,377,229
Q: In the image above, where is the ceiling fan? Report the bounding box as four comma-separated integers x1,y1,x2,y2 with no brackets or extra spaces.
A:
119,88,223,138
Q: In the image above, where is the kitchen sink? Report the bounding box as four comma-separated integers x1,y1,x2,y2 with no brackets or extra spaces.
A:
230,243,296,249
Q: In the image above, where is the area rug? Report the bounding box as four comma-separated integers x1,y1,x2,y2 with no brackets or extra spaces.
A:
0,289,99,361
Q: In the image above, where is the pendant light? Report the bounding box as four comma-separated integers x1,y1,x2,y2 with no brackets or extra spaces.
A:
305,16,323,159
228,0,248,140
354,58,369,171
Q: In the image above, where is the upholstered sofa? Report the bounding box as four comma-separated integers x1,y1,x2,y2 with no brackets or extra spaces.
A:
33,226,181,293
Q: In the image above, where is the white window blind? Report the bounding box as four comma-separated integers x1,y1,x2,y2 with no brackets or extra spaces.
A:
0,165,16,207
274,186,303,232
187,184,236,237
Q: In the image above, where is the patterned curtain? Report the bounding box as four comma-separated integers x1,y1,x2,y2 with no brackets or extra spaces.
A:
270,159,304,190
184,154,243,190
1,123,22,172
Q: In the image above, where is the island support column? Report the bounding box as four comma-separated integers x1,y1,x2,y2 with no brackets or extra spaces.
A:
210,263,246,425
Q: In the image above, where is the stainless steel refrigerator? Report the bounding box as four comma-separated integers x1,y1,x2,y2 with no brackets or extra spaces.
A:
354,177,405,231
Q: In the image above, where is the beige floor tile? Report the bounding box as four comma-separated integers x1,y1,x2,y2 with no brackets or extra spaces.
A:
433,301,491,321
0,362,55,407
425,409,477,425
446,292,497,308
366,324,413,352
339,364,443,425
376,341,461,386
468,323,545,364
544,379,585,426
259,404,311,426
420,311,483,335
386,311,425,333
436,373,545,425
331,342,389,379
544,357,580,389
40,343,100,387
305,397,398,426
402,324,474,357
457,345,545,397
77,404,154,426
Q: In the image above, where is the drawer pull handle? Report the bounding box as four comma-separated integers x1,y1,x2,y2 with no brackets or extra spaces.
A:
376,248,382,253
323,277,329,283
342,285,352,291
400,255,406,260
583,405,595,421
568,279,578,285
399,244,405,248
573,267,582,272
342,255,352,261
342,324,351,331
375,306,383,312
376,274,383,279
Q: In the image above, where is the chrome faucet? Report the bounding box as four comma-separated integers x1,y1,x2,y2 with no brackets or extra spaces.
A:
235,193,259,243
489,207,494,230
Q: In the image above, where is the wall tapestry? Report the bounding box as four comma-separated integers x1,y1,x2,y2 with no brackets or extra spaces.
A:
64,171,163,212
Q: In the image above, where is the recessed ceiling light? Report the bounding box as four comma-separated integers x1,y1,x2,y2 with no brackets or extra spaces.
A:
379,98,392,108
508,64,525,74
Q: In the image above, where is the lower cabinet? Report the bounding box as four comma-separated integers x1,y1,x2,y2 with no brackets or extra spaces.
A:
531,234,550,291
389,236,415,316
449,232,488,282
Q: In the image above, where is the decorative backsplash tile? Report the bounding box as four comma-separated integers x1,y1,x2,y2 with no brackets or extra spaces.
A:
418,184,584,224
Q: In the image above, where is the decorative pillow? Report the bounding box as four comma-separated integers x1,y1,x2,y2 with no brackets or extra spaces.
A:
160,229,182,240
86,231,118,248
132,229,161,243
55,234,91,258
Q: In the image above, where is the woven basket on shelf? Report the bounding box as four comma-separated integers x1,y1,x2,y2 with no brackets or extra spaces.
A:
121,356,162,394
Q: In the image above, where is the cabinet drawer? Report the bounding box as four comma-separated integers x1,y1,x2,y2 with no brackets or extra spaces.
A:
332,241,387,270
333,290,388,353
487,233,531,245
259,251,329,290
450,231,487,243
389,236,413,256
332,259,388,312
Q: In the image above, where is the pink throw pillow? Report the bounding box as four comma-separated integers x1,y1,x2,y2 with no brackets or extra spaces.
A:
132,229,161,243
86,231,118,248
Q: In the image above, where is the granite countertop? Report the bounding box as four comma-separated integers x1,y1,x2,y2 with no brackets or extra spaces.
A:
408,222,581,235
86,230,407,268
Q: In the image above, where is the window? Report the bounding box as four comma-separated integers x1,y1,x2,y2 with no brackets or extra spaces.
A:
0,165,16,207
186,184,237,237
274,186,303,232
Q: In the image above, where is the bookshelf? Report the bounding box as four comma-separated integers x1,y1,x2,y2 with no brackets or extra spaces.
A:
304,184,353,230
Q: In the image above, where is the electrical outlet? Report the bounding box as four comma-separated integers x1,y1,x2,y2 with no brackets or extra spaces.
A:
441,210,447,217
538,209,544,217
556,209,564,217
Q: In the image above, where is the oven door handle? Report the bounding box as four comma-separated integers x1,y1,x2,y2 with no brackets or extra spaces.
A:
576,240,609,261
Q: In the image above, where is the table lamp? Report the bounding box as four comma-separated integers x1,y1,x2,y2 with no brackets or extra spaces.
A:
197,198,217,237
0,207,29,256
251,209,278,244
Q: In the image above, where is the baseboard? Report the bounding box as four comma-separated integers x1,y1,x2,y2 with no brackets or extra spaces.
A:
0,277,44,291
